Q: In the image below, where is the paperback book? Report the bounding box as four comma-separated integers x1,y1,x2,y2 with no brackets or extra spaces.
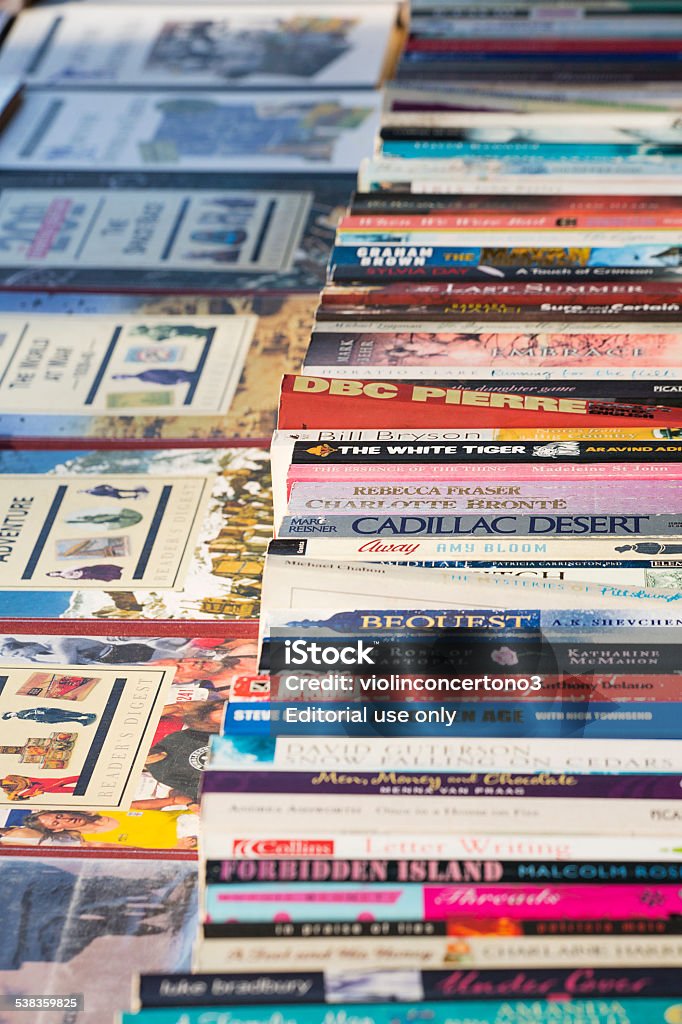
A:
0,170,355,293
0,89,381,173
0,302,314,443
117,999,682,1024
0,446,272,624
277,375,682,429
0,3,398,88
0,624,257,849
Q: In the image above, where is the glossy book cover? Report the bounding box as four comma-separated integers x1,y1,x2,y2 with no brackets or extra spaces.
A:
0,625,257,851
0,170,355,294
0,296,315,443
0,446,272,623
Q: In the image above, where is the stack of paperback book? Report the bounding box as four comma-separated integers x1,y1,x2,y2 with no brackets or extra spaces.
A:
119,2,682,1024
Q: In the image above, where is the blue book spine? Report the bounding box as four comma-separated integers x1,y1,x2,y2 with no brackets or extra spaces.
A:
380,141,682,159
330,244,682,271
223,700,682,740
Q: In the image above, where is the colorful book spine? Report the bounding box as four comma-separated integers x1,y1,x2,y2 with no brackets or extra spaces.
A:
223,700,682,740
278,375,682,429
191,932,682,972
205,859,682,885
119,997,682,1024
135,967,682,1008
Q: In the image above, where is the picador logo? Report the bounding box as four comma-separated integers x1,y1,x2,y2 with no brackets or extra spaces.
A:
532,442,581,459
306,444,338,458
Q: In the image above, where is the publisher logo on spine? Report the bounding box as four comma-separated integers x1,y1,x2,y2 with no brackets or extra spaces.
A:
232,839,335,857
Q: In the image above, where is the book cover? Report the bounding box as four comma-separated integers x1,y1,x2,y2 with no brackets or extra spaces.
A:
377,135,682,159
0,446,272,624
0,170,354,293
0,626,257,850
0,4,397,88
0,662,171,809
0,300,315,442
223,699,682,740
0,89,380,173
0,855,197,1021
